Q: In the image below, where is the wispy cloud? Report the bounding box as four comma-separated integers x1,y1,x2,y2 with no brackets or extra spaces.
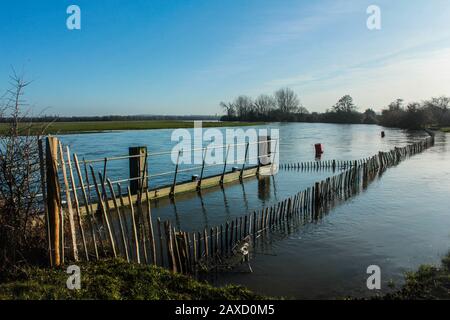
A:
264,35,450,87
180,1,450,114
237,0,358,53
197,0,360,78
293,43,450,111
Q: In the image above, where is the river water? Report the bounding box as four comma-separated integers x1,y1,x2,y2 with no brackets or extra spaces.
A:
58,123,450,299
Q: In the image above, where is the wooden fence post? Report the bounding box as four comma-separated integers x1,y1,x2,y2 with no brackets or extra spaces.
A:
220,145,230,185
129,146,147,195
38,138,52,266
58,142,78,262
197,146,208,191
170,150,181,198
240,142,249,181
46,136,62,266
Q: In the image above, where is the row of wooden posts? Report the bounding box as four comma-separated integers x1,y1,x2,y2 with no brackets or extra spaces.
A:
42,133,434,273
280,132,435,172
159,134,435,274
41,136,273,267
280,159,367,171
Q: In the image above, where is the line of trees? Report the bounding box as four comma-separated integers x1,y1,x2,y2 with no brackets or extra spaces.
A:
220,88,450,129
380,97,450,129
220,88,309,122
220,88,374,124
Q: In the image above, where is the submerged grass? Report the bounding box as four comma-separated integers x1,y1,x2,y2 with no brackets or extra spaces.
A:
0,120,263,135
0,259,265,300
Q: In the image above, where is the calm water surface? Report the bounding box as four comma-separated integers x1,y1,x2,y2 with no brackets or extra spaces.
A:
59,123,449,298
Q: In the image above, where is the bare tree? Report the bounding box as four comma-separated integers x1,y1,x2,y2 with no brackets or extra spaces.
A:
425,96,450,111
297,106,309,115
424,96,450,126
388,99,404,111
0,71,46,271
274,88,300,114
219,101,236,119
233,95,254,119
254,94,276,116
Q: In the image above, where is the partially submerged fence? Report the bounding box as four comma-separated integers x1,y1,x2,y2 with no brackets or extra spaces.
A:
280,158,369,171
39,136,276,266
163,133,435,274
39,131,434,273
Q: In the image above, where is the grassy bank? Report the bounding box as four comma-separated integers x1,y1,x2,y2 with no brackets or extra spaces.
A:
428,125,450,133
3,253,449,300
0,259,264,300
380,252,450,300
0,120,263,135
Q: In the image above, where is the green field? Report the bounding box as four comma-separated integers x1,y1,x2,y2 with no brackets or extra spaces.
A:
0,120,263,135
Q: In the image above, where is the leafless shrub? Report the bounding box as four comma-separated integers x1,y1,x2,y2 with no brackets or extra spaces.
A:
0,71,47,272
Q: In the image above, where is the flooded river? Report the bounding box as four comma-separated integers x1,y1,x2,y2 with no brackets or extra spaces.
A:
59,123,450,298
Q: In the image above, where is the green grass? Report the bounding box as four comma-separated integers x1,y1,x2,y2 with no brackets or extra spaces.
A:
0,259,266,300
379,252,450,300
428,126,450,133
3,252,450,300
0,120,263,135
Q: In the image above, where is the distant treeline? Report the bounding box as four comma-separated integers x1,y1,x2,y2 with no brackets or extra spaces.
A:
220,88,450,129
0,114,219,123
379,97,450,129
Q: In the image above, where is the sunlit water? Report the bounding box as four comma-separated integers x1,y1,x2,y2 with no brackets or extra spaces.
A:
58,123,449,299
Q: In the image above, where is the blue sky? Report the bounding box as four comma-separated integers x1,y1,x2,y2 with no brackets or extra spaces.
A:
1,0,450,116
